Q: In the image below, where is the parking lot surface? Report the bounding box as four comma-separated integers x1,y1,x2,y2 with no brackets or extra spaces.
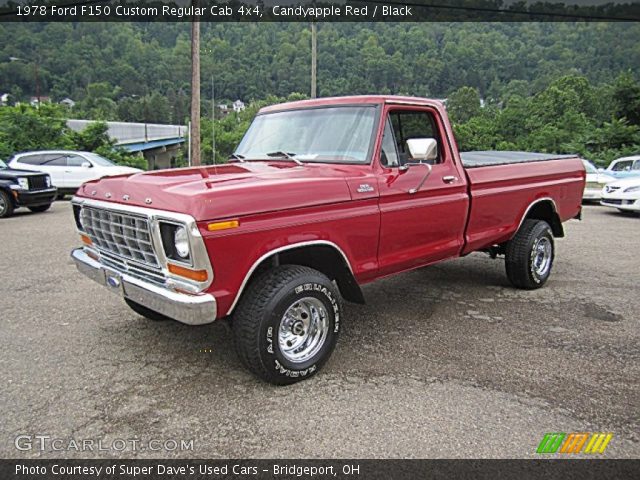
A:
0,202,638,458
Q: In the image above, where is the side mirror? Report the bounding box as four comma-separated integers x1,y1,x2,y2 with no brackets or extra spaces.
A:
81,162,92,168
406,138,438,162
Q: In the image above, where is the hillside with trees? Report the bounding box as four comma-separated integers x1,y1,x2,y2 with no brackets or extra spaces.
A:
0,22,638,166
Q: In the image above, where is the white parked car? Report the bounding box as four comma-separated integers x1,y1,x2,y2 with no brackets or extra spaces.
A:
582,159,615,201
602,155,640,179
8,150,142,197
600,177,640,213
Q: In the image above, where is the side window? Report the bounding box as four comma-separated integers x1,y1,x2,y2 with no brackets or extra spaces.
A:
41,154,68,167
612,161,631,171
18,154,44,165
67,155,88,167
380,119,399,167
388,110,441,165
632,160,640,171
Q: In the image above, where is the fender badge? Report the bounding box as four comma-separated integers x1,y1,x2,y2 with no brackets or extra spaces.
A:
357,184,374,193
145,198,152,204
122,194,130,201
91,190,97,196
105,192,112,198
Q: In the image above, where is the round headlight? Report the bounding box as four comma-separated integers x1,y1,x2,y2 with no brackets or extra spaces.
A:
174,227,190,259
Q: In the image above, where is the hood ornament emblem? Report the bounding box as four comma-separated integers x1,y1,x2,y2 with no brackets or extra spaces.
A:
122,194,130,201
105,192,112,199
145,198,152,204
91,190,97,196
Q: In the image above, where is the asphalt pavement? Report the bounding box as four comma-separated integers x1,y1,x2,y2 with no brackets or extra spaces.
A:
0,202,638,458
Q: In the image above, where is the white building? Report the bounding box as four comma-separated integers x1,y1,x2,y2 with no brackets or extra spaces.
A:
233,99,246,113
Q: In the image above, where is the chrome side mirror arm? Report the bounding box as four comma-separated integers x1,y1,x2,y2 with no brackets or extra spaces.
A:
399,162,433,194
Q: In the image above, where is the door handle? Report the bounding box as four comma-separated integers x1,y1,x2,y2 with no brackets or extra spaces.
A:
442,175,458,183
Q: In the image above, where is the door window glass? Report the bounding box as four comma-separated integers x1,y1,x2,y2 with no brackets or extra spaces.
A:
380,119,400,167
18,154,44,165
67,155,88,167
388,111,441,165
41,154,67,166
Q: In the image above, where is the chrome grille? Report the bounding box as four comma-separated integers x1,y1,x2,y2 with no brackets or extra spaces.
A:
99,250,166,285
28,175,49,190
80,207,159,267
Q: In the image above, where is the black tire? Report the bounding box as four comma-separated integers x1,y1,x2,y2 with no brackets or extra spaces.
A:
0,190,15,218
28,203,52,213
232,265,342,385
505,219,555,290
56,193,66,200
125,298,171,321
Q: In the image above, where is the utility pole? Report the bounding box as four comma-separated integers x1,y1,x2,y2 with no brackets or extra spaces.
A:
211,76,215,165
190,0,201,166
311,22,317,98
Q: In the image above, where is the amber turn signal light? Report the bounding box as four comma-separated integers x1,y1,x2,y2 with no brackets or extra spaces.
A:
80,234,93,246
207,219,239,231
168,263,208,282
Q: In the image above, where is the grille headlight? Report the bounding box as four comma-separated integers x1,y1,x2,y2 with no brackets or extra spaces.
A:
45,176,51,188
174,226,190,259
159,222,191,263
17,177,29,190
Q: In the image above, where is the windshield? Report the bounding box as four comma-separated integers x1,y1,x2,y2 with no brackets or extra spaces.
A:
235,106,377,163
0,159,7,169
83,152,116,167
582,160,597,173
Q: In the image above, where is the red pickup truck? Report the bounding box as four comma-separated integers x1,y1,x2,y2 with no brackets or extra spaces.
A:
70,96,585,384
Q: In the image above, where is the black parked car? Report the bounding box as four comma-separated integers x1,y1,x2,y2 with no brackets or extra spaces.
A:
0,159,57,218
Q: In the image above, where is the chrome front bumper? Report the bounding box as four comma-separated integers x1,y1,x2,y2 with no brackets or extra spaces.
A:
71,248,217,325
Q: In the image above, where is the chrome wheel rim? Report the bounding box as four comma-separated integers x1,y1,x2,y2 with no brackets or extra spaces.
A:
533,237,552,277
0,194,6,215
278,297,329,364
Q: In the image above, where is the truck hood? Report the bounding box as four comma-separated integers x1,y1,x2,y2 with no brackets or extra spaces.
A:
77,162,355,221
0,167,49,179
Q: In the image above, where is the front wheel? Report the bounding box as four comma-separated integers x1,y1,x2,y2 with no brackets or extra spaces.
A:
232,265,342,385
505,219,555,289
28,204,52,213
0,190,14,218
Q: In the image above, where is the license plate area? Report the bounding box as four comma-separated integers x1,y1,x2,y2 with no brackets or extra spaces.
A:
103,269,124,295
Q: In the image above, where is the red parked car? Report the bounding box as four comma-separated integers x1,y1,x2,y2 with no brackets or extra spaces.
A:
70,96,586,384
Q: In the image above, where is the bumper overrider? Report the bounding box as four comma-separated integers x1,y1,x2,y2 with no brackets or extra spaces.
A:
70,197,217,325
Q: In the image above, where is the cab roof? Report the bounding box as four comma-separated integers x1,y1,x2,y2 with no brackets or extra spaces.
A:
259,95,446,114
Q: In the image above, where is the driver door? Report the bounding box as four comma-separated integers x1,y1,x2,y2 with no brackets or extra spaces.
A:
377,106,469,276
64,154,94,189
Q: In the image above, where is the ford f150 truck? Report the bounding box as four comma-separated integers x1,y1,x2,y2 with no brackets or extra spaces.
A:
70,96,585,384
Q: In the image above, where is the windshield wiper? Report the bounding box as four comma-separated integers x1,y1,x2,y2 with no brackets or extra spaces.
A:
229,153,245,162
265,151,303,165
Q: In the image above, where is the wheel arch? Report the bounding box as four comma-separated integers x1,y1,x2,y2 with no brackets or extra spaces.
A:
516,198,564,238
228,241,364,315
0,183,16,206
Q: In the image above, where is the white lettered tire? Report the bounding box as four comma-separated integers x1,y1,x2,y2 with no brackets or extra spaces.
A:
232,265,341,385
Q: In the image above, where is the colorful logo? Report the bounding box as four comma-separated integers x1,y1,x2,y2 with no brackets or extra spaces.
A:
537,433,613,454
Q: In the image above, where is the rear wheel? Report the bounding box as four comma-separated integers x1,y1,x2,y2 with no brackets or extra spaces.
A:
232,265,341,385
0,190,14,218
28,204,52,213
125,298,171,321
505,219,554,289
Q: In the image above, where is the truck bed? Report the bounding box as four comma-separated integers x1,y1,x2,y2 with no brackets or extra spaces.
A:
461,151,575,168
